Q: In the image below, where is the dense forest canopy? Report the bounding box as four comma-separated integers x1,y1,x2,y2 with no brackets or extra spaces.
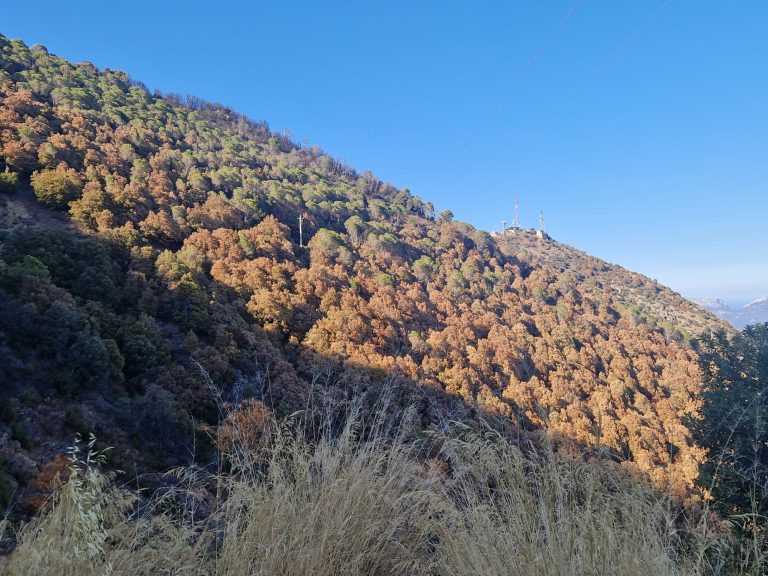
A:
0,33,731,511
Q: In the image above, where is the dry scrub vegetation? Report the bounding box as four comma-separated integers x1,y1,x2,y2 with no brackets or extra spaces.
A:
0,400,754,575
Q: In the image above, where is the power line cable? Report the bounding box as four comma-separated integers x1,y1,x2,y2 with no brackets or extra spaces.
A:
437,0,585,178
562,0,673,106
481,0,674,186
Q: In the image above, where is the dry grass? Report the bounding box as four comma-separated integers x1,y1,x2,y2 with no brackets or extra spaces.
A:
0,436,207,576
0,403,755,575
431,425,711,576
212,403,440,575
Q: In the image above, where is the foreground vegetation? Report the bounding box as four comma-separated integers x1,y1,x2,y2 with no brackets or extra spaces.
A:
2,327,764,574
0,400,747,576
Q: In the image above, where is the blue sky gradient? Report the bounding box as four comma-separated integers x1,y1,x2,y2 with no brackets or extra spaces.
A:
4,1,767,304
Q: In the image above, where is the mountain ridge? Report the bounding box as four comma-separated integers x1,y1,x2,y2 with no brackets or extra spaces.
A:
692,296,768,329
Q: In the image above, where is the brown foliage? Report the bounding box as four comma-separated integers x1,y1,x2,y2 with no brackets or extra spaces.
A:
216,399,275,463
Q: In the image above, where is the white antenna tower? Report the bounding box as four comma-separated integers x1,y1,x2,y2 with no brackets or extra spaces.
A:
514,196,520,228
539,210,545,232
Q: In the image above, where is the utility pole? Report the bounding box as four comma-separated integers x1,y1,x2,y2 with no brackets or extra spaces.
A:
501,220,507,234
298,213,304,247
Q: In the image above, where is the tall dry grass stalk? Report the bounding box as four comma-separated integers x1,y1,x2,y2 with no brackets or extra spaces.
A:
0,402,739,575
1,435,208,576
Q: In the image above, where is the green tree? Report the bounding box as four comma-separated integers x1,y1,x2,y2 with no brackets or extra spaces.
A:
446,269,467,293
343,215,366,246
309,228,346,261
171,278,211,333
692,325,768,524
31,165,83,208
411,255,434,282
7,255,51,282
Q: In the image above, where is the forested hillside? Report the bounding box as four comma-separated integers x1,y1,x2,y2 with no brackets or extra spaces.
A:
0,34,730,510
497,231,728,339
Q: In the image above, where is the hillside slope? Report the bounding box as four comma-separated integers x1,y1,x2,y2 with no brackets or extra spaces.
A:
0,34,730,509
497,230,729,338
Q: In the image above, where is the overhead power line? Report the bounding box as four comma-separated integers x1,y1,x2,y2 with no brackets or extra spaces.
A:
561,0,673,106
437,0,585,178
482,0,674,185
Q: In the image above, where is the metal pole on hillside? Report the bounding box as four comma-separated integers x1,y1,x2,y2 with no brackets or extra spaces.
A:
298,213,304,247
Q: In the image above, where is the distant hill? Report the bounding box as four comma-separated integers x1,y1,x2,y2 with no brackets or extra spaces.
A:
0,33,732,511
692,296,768,329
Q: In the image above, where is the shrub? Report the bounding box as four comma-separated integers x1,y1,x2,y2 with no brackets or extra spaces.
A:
30,166,83,208
0,169,19,194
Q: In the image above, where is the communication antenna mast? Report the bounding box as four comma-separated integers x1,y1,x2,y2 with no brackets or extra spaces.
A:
539,210,545,232
514,196,520,228
501,220,507,234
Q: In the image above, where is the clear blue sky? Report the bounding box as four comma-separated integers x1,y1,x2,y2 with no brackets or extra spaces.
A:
4,1,767,305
